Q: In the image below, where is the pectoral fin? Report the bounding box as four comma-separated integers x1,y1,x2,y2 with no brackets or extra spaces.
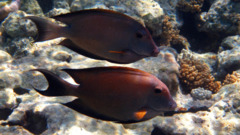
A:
134,110,147,120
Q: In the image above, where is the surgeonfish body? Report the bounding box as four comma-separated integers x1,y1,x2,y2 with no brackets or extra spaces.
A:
32,67,177,123
26,9,159,64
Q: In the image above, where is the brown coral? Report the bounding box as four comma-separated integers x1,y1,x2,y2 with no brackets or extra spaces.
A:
179,56,221,93
177,0,204,13
159,15,189,48
223,71,240,85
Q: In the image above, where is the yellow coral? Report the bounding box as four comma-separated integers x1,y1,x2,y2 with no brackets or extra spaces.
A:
179,56,221,93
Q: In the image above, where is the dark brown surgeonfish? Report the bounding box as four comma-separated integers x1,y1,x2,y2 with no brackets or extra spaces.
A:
31,67,177,123
25,9,159,64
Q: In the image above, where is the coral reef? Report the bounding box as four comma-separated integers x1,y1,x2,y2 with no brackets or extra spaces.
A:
0,50,11,63
190,87,212,100
177,0,204,13
0,0,240,135
175,0,222,53
0,88,17,110
152,83,240,135
217,47,240,79
0,71,22,89
216,35,240,79
46,8,70,17
158,15,189,50
220,35,240,50
53,0,70,11
3,102,134,135
1,11,37,57
1,11,37,38
155,0,179,15
223,71,240,85
20,0,43,16
179,50,221,93
117,0,165,37
198,0,240,35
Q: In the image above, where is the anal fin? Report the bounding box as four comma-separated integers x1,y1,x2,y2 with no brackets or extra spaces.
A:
134,110,147,120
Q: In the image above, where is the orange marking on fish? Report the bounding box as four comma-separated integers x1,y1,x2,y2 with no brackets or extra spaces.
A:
134,110,147,120
109,50,125,54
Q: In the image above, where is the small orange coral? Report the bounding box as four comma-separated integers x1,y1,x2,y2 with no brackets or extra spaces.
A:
223,71,240,85
177,0,204,13
179,56,221,93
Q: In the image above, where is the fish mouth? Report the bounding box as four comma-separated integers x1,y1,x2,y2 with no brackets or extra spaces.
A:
151,48,160,57
169,101,177,110
131,48,159,58
150,101,177,112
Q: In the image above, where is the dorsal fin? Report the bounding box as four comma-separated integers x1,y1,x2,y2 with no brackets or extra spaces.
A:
52,9,142,27
62,66,151,84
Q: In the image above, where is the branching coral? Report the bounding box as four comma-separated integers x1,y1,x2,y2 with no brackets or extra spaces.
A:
223,71,240,85
159,15,189,49
179,54,221,93
177,0,204,13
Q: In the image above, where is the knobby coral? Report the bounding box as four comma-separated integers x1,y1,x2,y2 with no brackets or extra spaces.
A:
179,54,221,93
159,15,189,49
223,71,240,85
177,0,204,13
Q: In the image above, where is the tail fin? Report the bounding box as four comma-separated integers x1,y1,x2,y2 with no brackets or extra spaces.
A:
25,16,63,41
31,69,75,96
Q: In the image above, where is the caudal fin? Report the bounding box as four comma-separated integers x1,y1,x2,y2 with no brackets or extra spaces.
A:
25,16,63,41
31,69,76,96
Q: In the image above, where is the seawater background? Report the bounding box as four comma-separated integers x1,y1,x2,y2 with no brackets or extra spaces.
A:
0,0,240,135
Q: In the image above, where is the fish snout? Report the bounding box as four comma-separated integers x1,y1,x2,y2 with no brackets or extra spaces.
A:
169,101,177,110
151,47,160,57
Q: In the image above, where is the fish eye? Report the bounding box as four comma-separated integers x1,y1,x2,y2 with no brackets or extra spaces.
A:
136,30,146,39
154,88,162,94
136,32,143,38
